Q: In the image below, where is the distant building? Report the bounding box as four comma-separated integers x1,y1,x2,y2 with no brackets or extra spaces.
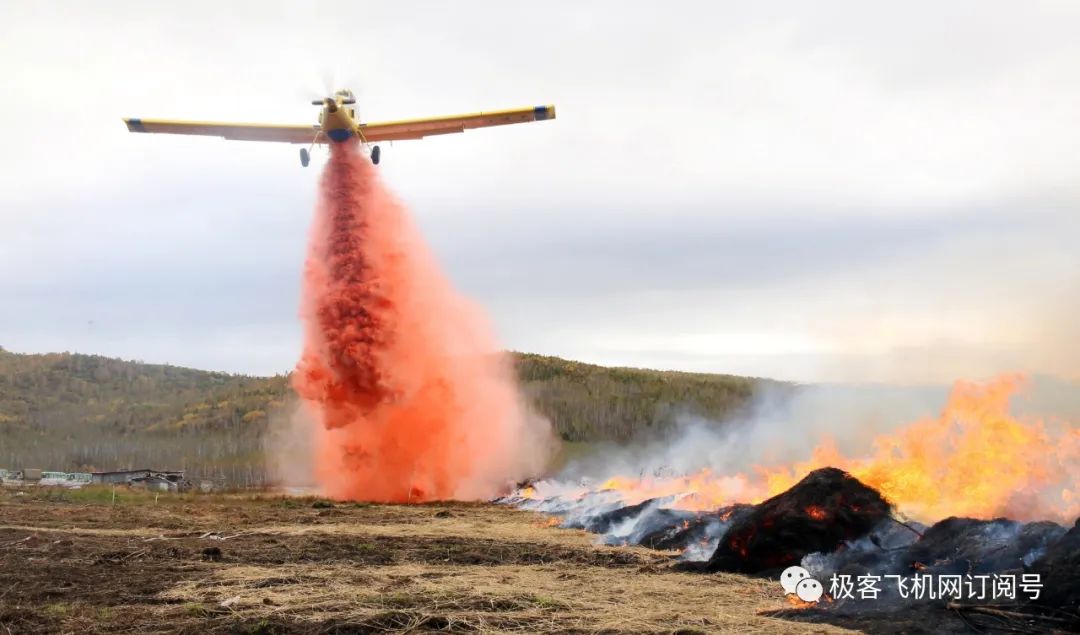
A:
0,468,187,490
90,469,187,489
38,472,92,487
91,469,154,484
130,475,179,492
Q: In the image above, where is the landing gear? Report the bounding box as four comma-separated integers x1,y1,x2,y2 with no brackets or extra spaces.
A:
299,147,310,168
371,145,381,165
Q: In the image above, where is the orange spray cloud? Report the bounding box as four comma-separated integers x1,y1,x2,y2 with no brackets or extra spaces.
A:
293,142,550,502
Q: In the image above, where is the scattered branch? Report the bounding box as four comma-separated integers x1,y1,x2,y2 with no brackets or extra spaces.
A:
885,515,924,539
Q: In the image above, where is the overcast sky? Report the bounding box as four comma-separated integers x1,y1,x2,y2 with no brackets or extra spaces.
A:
2,1,1078,383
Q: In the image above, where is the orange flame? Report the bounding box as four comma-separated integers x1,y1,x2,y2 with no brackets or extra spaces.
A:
596,471,758,512
579,375,1078,522
759,374,1078,522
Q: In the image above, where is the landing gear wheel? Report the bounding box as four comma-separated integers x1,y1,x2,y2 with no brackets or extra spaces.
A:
299,147,310,168
371,145,381,165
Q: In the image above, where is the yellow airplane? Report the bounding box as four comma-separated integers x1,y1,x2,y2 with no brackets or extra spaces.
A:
124,89,556,167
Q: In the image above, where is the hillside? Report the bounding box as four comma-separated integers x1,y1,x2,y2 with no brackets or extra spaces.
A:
0,347,778,481
515,353,767,440
0,348,290,432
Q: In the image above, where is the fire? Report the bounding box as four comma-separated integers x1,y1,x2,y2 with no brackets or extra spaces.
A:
785,595,816,609
561,375,1078,522
759,374,1078,522
597,471,758,512
804,505,827,521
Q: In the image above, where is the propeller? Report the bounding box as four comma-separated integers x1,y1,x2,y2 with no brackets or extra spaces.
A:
313,98,338,113
300,69,361,123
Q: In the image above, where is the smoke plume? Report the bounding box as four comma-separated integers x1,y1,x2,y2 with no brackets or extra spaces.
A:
524,375,1077,529
293,142,551,502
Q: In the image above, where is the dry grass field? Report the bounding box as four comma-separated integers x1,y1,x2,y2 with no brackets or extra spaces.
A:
0,487,852,634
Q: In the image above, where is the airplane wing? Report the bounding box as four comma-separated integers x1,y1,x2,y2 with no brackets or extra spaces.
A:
124,118,319,144
359,105,556,142
123,105,555,144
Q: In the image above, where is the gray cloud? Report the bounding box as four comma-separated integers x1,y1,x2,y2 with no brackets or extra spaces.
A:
2,1,1078,382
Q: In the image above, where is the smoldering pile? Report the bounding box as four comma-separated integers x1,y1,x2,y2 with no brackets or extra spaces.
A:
692,467,893,573
506,467,894,572
503,467,1080,629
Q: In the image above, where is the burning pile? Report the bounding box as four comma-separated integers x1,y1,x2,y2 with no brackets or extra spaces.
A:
697,467,891,573
506,375,1079,625
1030,518,1080,616
512,375,1077,528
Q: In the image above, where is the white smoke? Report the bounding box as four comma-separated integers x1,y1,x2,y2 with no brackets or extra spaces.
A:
262,403,318,492
515,376,1077,557
555,382,945,484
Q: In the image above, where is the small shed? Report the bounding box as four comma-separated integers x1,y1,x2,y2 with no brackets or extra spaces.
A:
130,476,178,492
91,469,186,485
91,469,153,484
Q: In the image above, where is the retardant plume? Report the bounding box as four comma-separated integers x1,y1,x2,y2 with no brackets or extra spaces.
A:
293,142,551,502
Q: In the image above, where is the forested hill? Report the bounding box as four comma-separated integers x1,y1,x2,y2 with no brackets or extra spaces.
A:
0,347,290,433
0,347,779,478
515,354,771,441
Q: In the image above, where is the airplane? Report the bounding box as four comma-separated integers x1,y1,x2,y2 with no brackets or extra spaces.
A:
124,89,556,167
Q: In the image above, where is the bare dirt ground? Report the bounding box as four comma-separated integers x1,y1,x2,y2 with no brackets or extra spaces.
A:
0,487,852,634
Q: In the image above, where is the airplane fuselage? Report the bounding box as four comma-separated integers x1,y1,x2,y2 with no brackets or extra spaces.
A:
319,97,359,143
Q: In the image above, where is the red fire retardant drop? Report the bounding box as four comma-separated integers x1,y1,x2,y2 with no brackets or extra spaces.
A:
294,142,548,502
